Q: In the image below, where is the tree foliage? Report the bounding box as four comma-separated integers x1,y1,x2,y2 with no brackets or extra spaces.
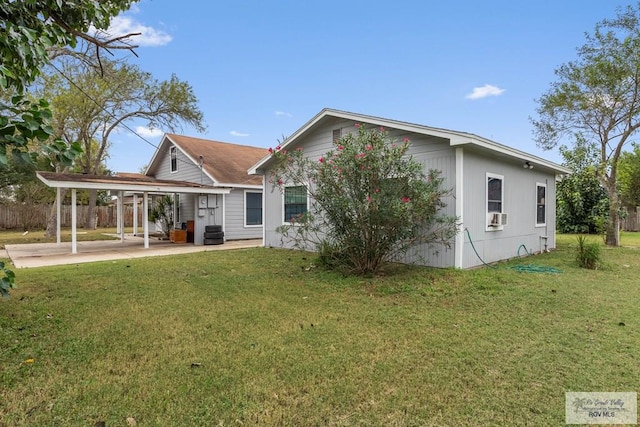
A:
0,0,138,93
556,140,609,234
532,3,640,246
617,143,640,208
1,0,138,168
269,125,458,275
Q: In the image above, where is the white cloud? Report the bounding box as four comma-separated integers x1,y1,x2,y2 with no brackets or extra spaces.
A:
92,16,172,47
136,126,163,138
466,84,506,100
230,130,250,137
275,111,292,118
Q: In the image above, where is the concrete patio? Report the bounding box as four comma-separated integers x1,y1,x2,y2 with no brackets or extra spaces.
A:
4,235,263,268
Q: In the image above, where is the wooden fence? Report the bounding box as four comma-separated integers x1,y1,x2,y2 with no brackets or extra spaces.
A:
622,207,640,232
0,204,144,230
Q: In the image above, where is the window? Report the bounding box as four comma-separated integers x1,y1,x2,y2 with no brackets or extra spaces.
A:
245,191,262,226
332,128,342,142
536,183,546,226
486,173,504,229
487,174,503,213
283,185,307,223
170,146,177,173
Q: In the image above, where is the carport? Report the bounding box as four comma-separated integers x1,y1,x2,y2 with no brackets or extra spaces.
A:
36,172,231,254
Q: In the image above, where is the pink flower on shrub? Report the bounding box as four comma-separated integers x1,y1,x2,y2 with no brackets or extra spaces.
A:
380,126,385,131
365,145,373,151
277,178,283,185
375,188,380,193
338,145,344,150
355,123,361,128
296,147,303,151
268,147,273,154
402,196,411,203
276,145,281,151
403,137,410,143
319,157,324,163
366,196,372,202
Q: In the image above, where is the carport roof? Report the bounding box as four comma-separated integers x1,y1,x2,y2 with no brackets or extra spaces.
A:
36,171,231,194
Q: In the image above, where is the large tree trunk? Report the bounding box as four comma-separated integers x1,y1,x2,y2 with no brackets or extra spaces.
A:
44,188,68,237
85,189,98,229
605,185,621,246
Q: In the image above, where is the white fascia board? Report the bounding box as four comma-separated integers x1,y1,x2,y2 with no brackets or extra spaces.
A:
36,174,230,194
216,183,263,190
144,134,169,176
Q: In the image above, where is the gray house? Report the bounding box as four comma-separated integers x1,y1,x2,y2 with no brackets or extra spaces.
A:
249,109,570,269
146,134,266,244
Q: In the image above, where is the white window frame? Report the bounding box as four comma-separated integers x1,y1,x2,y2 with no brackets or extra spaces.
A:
535,182,546,227
170,146,178,173
282,184,308,225
486,172,504,231
244,190,263,227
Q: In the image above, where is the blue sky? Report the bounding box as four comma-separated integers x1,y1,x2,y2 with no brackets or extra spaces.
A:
103,0,630,173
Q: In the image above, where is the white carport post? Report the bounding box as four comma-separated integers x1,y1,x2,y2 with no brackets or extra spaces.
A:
132,194,138,236
118,191,124,242
143,191,149,249
71,189,77,254
56,187,61,246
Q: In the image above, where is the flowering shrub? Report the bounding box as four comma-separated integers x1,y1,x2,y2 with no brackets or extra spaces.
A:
268,124,458,275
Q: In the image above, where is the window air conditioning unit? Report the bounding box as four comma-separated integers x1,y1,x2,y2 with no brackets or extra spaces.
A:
490,213,508,227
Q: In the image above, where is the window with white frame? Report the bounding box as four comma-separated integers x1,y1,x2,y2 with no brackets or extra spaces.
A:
486,173,504,229
283,185,307,223
245,191,262,226
536,183,546,226
170,146,178,173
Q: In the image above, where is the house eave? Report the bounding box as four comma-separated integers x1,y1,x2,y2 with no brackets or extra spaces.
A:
248,108,570,176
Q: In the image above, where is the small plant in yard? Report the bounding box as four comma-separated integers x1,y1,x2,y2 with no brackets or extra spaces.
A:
575,234,601,269
0,261,15,298
148,195,174,237
269,124,458,275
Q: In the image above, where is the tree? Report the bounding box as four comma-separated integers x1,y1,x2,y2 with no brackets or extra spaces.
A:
39,56,205,230
556,139,609,234
1,0,138,296
1,0,138,167
617,143,640,208
532,3,640,246
269,125,458,275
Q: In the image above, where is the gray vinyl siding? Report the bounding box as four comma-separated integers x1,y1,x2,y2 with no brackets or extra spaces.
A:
154,143,213,185
460,149,557,268
223,189,263,240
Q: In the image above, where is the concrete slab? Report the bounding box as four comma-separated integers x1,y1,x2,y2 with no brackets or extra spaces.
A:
5,234,263,268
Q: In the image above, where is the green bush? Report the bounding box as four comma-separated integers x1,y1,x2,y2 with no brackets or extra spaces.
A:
576,235,601,269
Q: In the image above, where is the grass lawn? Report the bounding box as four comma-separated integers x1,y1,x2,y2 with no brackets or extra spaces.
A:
0,227,126,248
1,232,639,425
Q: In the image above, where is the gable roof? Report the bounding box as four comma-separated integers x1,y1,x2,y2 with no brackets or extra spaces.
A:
249,108,571,175
147,134,267,187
